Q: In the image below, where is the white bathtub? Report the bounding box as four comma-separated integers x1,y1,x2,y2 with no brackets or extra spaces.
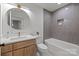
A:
45,38,79,56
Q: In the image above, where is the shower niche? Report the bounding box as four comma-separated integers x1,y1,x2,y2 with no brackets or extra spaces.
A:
57,18,64,25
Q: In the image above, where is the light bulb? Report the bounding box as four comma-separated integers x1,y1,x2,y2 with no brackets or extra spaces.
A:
57,3,61,4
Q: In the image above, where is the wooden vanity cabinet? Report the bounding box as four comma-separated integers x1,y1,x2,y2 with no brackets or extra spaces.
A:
1,39,37,56
13,48,24,56
24,44,37,56
13,39,36,50
0,47,1,56
1,44,13,56
1,44,12,54
1,51,12,56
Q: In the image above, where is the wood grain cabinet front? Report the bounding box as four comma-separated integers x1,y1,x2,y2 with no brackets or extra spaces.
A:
1,52,12,56
13,48,24,56
24,44,37,56
0,47,1,56
1,39,37,56
1,44,12,54
13,39,36,50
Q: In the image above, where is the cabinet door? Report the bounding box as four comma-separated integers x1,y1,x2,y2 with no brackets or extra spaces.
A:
13,39,36,50
13,48,24,56
24,45,37,56
2,52,12,56
1,44,12,54
0,47,1,56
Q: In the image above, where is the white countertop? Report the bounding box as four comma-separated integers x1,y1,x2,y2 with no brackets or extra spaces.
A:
1,35,39,45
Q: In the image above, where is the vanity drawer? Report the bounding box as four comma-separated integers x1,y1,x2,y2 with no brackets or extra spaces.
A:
13,48,24,56
1,44,12,54
2,51,12,56
13,39,36,50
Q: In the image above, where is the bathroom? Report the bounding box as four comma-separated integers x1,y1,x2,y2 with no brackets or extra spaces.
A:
0,3,79,56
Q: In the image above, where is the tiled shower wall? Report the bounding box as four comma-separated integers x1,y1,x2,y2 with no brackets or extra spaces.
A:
44,4,79,45
43,10,52,40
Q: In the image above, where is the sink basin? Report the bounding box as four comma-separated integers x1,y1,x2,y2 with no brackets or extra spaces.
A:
9,35,33,40
1,35,39,44
20,35,33,38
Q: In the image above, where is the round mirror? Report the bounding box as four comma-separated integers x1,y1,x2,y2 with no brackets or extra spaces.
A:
7,8,30,30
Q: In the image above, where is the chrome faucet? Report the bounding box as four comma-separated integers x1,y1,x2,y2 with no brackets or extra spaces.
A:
18,32,20,37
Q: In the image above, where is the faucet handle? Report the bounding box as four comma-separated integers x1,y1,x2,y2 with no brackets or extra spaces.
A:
36,32,39,35
18,32,20,36
18,32,20,34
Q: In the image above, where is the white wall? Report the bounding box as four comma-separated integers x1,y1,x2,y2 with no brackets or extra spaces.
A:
1,3,43,43
0,5,1,36
0,4,1,43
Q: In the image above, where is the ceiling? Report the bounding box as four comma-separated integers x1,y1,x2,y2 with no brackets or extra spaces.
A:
35,3,68,12
13,3,68,12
